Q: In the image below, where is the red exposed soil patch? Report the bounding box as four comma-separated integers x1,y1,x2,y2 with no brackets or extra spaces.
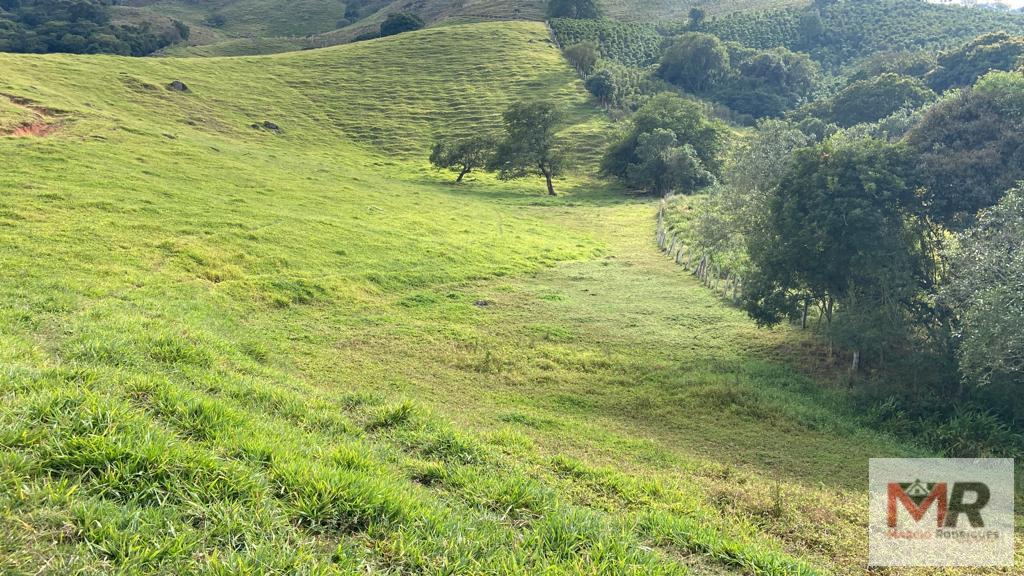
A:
10,122,60,137
1,93,68,138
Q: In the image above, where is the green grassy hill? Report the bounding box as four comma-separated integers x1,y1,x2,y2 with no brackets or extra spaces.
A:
0,20,1018,575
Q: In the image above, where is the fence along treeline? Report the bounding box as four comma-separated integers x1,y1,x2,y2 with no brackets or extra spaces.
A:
656,199,744,307
0,0,189,55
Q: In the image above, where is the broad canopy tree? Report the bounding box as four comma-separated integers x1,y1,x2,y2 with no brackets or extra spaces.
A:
626,129,715,195
926,32,1024,92
429,135,494,183
742,137,925,349
380,12,424,37
657,33,731,94
602,93,727,195
489,101,565,196
906,71,1024,229
797,73,935,128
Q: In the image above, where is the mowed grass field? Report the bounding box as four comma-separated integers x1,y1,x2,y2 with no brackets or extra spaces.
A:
0,21,1018,575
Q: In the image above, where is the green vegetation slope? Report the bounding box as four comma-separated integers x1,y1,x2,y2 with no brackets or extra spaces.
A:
1,20,1015,575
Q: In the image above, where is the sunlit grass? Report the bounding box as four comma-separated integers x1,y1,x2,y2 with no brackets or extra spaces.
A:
0,20,1018,576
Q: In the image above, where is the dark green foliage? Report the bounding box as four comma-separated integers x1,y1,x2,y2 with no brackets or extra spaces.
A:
657,34,818,119
584,62,654,111
688,8,705,30
205,12,227,28
0,0,187,55
380,12,424,38
549,18,661,67
797,73,935,128
429,135,494,183
547,0,601,19
625,129,715,195
847,50,937,82
584,69,615,106
943,186,1024,390
488,101,564,196
743,138,921,332
926,32,1024,92
563,41,599,75
658,33,731,93
602,93,727,193
906,71,1024,228
716,46,819,118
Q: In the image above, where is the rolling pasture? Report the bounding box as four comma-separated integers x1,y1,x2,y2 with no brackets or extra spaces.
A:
0,20,1018,575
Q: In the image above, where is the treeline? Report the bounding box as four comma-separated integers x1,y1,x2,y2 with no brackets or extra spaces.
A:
0,0,188,55
679,69,1024,457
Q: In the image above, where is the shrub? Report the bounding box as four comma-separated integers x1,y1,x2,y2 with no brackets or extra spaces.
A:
380,13,424,38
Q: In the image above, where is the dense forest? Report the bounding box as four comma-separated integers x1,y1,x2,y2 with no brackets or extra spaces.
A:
0,0,188,55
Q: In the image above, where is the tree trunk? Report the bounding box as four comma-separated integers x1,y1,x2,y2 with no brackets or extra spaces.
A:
456,166,470,183
544,169,556,196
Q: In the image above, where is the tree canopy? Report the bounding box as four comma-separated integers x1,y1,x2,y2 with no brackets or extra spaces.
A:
429,136,494,183
743,138,920,330
657,33,731,94
0,0,188,55
718,46,819,118
906,71,1024,228
927,32,1024,92
547,0,601,19
602,93,727,194
943,186,1024,389
797,73,935,128
489,101,565,196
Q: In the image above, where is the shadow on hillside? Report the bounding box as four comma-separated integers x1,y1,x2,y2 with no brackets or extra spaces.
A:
416,176,655,208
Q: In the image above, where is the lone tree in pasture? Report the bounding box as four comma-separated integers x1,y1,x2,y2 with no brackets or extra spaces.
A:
429,136,494,183
489,101,565,196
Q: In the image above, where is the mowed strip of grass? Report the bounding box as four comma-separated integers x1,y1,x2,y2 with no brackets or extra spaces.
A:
0,20,1014,576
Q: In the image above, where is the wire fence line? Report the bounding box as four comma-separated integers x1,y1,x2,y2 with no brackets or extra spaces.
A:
655,199,743,305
